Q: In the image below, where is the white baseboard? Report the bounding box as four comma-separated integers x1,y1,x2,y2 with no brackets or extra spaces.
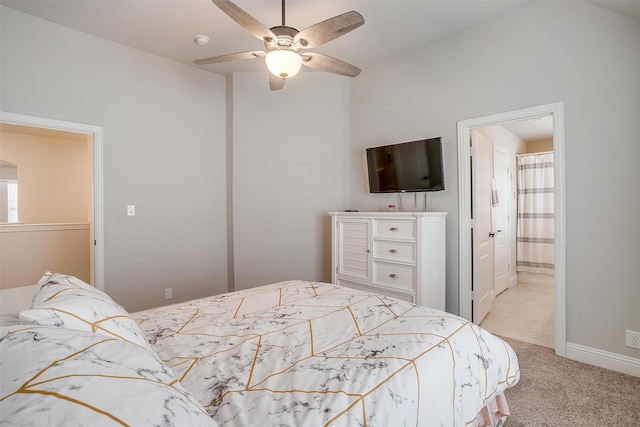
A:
566,342,640,377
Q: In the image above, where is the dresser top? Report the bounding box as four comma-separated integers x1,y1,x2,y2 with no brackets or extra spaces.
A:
330,211,447,217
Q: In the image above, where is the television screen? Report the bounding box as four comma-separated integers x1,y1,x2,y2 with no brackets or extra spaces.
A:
366,137,445,193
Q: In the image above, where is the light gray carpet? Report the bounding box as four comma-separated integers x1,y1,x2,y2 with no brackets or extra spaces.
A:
502,337,640,426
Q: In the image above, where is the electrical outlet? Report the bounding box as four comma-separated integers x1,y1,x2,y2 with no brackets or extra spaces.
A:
164,288,172,300
626,330,640,349
127,205,135,216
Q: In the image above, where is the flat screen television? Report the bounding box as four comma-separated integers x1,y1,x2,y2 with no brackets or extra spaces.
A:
366,137,445,193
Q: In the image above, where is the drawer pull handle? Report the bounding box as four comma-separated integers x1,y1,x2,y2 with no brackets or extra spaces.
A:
390,227,398,232
389,273,398,279
389,249,398,254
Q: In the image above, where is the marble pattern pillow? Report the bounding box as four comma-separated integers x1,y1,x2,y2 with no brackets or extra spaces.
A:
19,273,152,350
0,325,219,427
31,272,106,304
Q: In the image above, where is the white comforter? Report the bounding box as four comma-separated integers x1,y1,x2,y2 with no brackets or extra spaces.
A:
134,281,520,426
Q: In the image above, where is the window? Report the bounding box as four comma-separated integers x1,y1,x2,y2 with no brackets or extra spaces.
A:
7,180,18,222
0,160,18,223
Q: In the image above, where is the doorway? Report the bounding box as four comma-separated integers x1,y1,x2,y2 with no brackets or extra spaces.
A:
457,102,566,357
0,111,104,291
475,123,555,348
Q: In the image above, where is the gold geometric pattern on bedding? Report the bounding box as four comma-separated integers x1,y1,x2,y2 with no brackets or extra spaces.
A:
19,272,153,350
135,281,520,426
0,325,218,426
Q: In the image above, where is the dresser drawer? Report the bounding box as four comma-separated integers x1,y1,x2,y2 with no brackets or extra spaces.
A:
338,279,415,304
373,219,416,240
372,240,416,264
373,262,416,290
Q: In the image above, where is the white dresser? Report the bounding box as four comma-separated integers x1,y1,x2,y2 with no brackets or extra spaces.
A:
330,211,447,311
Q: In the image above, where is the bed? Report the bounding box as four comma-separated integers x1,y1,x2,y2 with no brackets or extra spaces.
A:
1,273,520,426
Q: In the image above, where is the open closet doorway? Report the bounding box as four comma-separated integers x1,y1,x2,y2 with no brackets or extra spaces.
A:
0,111,104,291
457,102,567,357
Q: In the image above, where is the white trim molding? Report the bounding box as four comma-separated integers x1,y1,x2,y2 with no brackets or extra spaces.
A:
0,223,89,233
566,342,640,377
457,102,566,357
0,111,104,292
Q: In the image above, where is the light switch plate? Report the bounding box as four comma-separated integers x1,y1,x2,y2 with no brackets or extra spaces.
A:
127,205,135,216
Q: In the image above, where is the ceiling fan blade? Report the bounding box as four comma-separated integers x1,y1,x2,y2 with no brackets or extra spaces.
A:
294,11,364,49
302,53,361,77
269,73,286,91
194,51,266,65
213,0,277,41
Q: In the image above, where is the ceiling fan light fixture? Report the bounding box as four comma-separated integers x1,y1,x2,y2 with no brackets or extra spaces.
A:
265,50,302,78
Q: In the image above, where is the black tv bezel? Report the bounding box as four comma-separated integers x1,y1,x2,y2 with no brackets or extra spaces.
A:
366,137,445,194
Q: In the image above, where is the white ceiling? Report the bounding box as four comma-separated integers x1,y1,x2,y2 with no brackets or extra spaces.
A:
501,116,554,142
2,0,637,140
2,0,536,75
2,0,637,76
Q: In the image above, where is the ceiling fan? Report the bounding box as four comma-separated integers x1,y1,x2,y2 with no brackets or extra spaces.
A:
195,0,365,90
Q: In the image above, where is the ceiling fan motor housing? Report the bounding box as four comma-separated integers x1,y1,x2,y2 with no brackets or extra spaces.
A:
266,26,306,51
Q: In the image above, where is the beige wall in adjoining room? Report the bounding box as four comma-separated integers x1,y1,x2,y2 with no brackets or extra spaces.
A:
0,128,91,224
0,226,90,289
527,139,553,153
0,126,92,290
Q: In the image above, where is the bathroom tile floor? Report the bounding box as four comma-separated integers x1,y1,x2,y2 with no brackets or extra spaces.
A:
479,282,555,349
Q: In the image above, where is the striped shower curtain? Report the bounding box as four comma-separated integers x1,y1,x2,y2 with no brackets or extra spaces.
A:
516,152,555,274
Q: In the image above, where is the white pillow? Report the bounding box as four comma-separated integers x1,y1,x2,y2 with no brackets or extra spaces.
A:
19,273,152,351
32,272,105,304
0,325,219,427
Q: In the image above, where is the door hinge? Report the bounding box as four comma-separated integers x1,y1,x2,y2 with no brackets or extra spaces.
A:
469,147,475,156
94,240,97,246
471,291,477,300
469,219,475,229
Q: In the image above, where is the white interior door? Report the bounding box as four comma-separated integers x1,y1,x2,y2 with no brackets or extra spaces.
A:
471,130,494,323
493,145,510,295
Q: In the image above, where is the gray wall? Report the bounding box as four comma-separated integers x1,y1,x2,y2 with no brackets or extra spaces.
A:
350,1,640,358
3,1,639,362
1,6,229,312
0,6,351,309
230,72,350,290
